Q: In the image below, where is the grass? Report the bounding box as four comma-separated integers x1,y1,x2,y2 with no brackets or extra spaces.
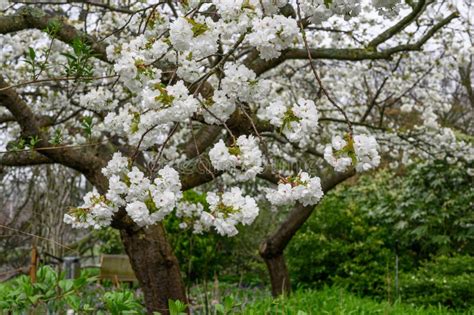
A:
240,287,474,315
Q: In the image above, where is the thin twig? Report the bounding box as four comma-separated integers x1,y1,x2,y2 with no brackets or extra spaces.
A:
295,0,353,133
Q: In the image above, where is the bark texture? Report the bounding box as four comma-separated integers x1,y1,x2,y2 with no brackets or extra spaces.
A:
121,224,187,315
261,251,291,296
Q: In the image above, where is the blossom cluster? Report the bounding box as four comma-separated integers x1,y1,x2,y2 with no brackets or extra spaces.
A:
63,191,116,229
221,63,269,103
248,15,299,60
80,87,118,111
64,153,182,228
209,135,263,181
201,90,236,125
265,172,324,207
174,187,259,237
258,98,319,145
205,188,259,237
324,134,380,172
169,17,219,58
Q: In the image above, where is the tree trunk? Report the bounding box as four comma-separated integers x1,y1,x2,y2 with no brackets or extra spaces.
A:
120,223,187,315
261,252,291,296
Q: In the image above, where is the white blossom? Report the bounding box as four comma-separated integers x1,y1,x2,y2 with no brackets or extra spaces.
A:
265,172,324,207
209,135,263,181
204,187,259,236
324,135,380,172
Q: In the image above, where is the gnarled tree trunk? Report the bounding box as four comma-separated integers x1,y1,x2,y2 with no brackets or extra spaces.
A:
121,223,187,315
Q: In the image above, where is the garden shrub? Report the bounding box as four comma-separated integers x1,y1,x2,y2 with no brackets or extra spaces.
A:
400,255,474,309
287,160,473,307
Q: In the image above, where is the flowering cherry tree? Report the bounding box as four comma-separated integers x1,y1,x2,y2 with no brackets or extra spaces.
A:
0,0,472,313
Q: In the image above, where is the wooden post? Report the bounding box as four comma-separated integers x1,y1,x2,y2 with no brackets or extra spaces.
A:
29,243,38,283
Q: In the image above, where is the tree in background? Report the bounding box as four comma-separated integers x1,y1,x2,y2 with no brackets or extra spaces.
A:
0,0,472,313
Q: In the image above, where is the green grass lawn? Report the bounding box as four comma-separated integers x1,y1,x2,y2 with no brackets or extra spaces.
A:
241,287,473,315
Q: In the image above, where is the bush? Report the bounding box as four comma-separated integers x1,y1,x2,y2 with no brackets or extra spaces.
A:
287,172,398,298
287,160,473,307
400,255,474,309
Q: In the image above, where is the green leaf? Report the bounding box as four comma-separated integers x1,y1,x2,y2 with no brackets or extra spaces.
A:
66,294,81,310
28,294,42,304
28,47,36,61
58,279,74,293
214,303,225,314
168,299,187,315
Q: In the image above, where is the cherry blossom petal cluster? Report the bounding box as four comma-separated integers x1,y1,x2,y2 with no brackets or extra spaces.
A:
324,135,380,172
64,153,182,228
209,135,263,181
204,188,259,237
247,15,299,60
265,172,324,207
258,98,319,145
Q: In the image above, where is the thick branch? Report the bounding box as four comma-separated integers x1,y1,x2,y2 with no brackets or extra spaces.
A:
182,125,221,159
0,75,108,192
0,151,53,167
10,0,136,14
459,63,474,109
179,154,220,191
249,11,458,75
0,7,108,62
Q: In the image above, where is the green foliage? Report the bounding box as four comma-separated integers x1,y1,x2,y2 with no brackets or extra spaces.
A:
287,173,395,297
373,161,474,257
24,47,38,79
28,135,41,148
24,46,47,79
0,266,143,313
81,116,94,138
168,299,187,315
0,266,98,313
45,19,61,37
94,227,125,254
7,137,26,151
213,296,239,314
61,37,95,79
287,160,473,308
49,128,63,145
400,255,474,309
103,290,145,314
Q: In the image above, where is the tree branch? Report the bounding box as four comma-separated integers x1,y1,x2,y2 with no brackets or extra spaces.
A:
0,75,108,192
249,11,458,75
0,7,108,62
367,0,428,49
0,151,53,167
